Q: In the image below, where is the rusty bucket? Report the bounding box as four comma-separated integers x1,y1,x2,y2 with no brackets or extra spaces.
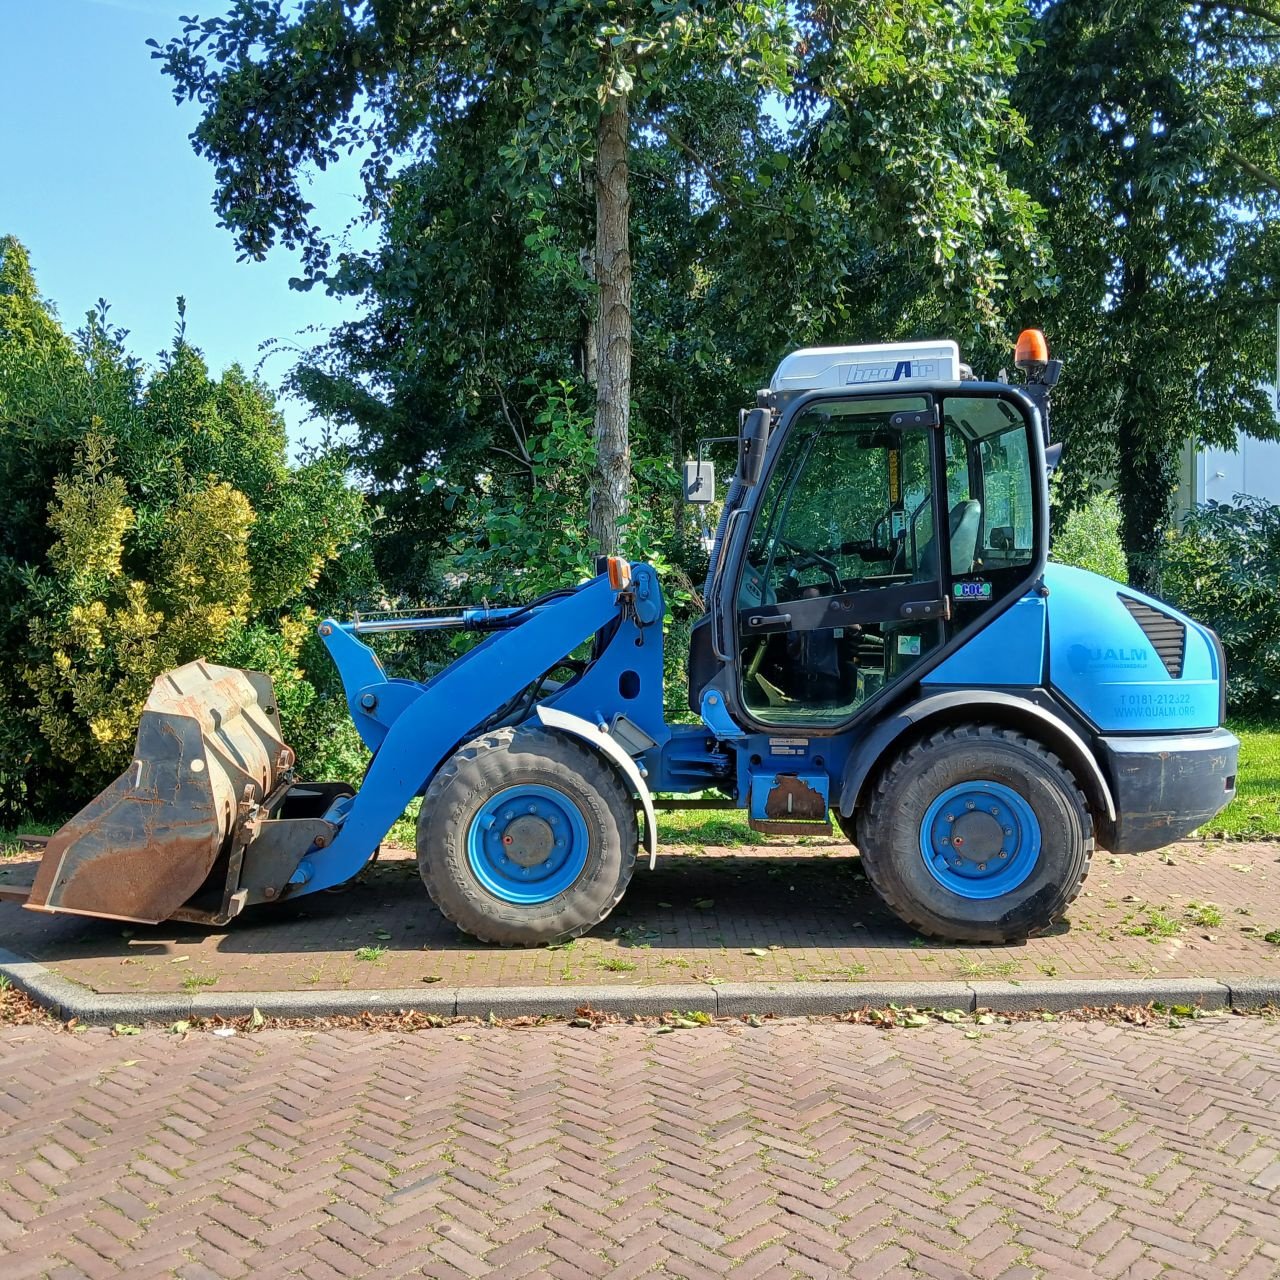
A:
23,662,294,924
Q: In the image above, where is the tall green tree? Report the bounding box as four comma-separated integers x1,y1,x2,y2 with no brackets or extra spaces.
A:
157,0,1049,569
1015,0,1280,590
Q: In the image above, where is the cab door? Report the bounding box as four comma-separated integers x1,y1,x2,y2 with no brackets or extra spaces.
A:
731,394,950,730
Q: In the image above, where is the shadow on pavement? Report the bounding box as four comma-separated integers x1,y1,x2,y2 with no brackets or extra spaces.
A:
0,848,1032,969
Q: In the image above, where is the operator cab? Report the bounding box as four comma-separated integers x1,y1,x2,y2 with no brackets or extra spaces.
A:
692,340,1047,733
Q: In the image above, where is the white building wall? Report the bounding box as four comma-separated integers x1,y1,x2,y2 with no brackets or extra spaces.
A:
1177,388,1280,517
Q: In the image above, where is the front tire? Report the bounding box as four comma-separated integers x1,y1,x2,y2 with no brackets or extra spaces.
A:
859,724,1093,943
416,726,637,945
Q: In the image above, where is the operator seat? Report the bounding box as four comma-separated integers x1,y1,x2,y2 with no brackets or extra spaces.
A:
918,499,982,577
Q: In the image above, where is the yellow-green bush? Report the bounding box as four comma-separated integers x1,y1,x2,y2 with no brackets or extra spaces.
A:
0,236,376,819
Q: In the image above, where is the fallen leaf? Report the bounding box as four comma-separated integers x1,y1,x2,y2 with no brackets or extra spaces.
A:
170,956,191,964
902,1014,930,1027
212,1027,236,1038
250,1008,265,1029
1230,864,1253,873
120,1059,140,1067
694,898,715,910
421,975,442,984
170,1021,191,1035
964,1030,981,1040
113,1024,141,1036
657,902,673,909
747,947,769,957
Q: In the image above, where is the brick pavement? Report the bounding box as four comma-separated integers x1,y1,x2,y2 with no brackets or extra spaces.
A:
2,1016,1280,1278
1,839,1278,996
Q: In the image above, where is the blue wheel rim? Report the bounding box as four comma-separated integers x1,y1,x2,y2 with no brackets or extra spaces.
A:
919,780,1041,900
466,784,591,905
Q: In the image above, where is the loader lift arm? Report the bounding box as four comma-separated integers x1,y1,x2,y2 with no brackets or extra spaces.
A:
301,572,637,896
17,570,641,925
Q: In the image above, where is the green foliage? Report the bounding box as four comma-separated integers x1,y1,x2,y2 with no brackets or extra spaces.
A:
439,380,687,597
1015,1,1280,589
0,237,374,820
1161,498,1280,712
1049,488,1127,583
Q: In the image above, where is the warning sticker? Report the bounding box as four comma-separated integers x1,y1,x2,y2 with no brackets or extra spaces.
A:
897,634,922,657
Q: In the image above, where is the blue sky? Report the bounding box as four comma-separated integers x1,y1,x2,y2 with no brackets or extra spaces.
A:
0,0,372,445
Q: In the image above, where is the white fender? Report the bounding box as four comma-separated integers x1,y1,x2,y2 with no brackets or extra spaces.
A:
535,706,659,869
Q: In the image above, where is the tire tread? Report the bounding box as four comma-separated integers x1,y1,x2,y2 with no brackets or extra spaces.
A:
416,727,637,946
860,723,1095,943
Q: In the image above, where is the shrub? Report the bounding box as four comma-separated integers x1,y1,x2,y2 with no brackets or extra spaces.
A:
1050,488,1127,583
1161,497,1280,712
0,237,376,819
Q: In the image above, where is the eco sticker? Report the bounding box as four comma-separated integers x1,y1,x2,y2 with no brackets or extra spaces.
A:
953,580,993,600
897,634,922,657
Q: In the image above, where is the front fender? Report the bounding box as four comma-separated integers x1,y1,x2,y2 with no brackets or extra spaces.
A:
536,705,659,869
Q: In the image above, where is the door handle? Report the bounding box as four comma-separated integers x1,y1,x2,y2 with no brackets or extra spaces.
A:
748,613,792,632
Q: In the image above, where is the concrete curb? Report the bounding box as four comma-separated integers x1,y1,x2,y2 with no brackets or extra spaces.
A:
3,948,1272,1025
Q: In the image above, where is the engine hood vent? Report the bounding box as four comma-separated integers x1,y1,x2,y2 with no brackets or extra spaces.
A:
1119,595,1186,679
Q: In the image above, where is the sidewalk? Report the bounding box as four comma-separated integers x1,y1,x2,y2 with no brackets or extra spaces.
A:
2,836,1278,1000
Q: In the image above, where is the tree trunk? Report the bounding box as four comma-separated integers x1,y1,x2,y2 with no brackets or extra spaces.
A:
589,93,632,556
1114,259,1172,593
1116,412,1173,594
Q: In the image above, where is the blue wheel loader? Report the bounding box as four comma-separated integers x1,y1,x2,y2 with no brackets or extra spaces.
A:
10,332,1239,945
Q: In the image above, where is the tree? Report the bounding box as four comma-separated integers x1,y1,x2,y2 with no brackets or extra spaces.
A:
1015,0,1280,590
157,0,1049,565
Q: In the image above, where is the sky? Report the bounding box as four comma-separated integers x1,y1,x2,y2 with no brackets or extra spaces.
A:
0,0,373,446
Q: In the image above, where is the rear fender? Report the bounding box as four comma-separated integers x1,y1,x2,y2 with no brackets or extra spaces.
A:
536,706,659,869
838,688,1116,828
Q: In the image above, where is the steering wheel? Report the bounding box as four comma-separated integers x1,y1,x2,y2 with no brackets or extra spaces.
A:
778,537,843,593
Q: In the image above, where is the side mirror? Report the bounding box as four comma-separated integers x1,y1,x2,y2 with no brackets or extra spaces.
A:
682,459,715,504
738,408,771,487
1044,442,1063,475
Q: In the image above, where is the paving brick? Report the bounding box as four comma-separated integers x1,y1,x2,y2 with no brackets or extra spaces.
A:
6,839,1280,1005
3,1017,1280,1277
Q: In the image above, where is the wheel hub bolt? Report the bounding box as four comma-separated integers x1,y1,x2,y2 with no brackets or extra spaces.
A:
999,852,1007,859
966,801,976,810
977,862,987,871
944,813,955,822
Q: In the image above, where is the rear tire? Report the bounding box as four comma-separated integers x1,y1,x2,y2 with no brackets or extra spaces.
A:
416,726,637,946
859,724,1093,943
